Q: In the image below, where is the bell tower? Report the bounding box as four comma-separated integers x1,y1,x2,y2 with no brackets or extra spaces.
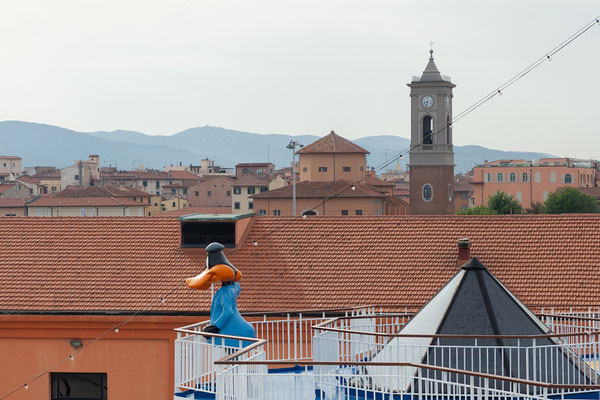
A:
408,48,456,215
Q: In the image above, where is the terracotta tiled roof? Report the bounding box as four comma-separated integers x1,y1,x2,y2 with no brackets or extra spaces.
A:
251,180,386,199
0,156,22,159
27,195,147,207
0,198,27,207
231,215,600,311
0,184,15,194
159,206,232,216
166,170,202,181
296,131,369,154
232,174,270,187
365,176,393,187
1,215,600,314
57,186,152,198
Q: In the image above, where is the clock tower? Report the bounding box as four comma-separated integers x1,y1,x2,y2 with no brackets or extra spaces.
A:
408,49,455,214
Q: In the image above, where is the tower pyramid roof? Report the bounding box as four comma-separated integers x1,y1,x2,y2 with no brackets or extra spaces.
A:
420,49,443,82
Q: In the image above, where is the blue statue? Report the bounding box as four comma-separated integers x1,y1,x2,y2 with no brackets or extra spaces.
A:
185,242,256,347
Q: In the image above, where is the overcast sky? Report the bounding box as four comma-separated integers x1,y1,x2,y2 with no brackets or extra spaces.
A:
0,1,598,158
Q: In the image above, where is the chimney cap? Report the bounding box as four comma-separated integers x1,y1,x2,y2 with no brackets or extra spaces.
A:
457,238,471,248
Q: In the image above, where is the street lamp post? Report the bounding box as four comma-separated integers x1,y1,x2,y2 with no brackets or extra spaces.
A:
287,140,303,216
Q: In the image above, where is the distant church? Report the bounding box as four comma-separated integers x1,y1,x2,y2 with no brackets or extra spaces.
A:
408,49,455,215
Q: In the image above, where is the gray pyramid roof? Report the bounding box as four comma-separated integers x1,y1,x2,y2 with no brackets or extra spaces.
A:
420,50,443,82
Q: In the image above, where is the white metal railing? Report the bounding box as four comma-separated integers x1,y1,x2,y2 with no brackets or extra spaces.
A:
176,308,600,399
174,306,381,395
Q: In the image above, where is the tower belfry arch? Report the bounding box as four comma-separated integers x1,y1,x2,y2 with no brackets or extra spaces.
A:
407,49,456,214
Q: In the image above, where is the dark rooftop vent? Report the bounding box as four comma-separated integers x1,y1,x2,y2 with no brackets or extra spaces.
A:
181,221,235,248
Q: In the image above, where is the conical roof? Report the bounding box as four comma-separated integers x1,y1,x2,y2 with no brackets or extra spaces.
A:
367,257,597,393
420,49,443,82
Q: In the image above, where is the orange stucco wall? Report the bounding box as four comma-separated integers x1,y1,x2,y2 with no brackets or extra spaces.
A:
0,314,204,400
472,166,596,208
299,153,366,183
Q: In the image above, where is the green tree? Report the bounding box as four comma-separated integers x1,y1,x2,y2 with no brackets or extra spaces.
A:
487,191,522,214
457,205,497,215
543,187,599,214
525,202,545,214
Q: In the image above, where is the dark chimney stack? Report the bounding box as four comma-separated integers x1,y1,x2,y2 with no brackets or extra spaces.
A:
457,238,471,266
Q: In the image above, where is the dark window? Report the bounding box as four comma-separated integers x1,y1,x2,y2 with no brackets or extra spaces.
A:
51,372,107,400
234,202,240,209
172,202,176,207
360,166,364,172
510,173,516,182
522,173,529,182
355,210,363,215
171,189,176,194
318,167,327,172
273,209,281,216
148,198,151,204
195,191,199,196
423,116,433,145
207,191,212,197
143,180,148,187
247,187,256,194
303,167,307,172
183,189,188,195
248,202,253,209
154,203,158,206
181,221,236,247
260,187,268,193
156,181,160,188
302,209,317,216
226,191,231,196
74,174,80,180
423,184,433,202
341,210,348,215
565,174,572,183
242,168,250,173
233,187,241,195
258,209,266,215
342,167,351,172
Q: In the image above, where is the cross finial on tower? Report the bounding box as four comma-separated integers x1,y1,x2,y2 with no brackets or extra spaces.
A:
429,41,434,58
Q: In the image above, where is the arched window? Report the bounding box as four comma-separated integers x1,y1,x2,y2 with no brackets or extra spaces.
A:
565,174,572,183
550,172,556,183
423,116,433,145
534,172,541,183
422,184,433,202
522,173,529,182
486,173,492,183
496,173,504,183
509,173,516,182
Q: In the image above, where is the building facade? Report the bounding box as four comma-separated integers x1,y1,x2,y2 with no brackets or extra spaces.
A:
232,174,269,214
0,156,22,181
471,158,596,208
188,176,235,208
408,50,455,215
297,131,368,183
60,155,100,190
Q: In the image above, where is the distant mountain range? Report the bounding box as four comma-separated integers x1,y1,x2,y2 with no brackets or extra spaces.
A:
0,121,554,174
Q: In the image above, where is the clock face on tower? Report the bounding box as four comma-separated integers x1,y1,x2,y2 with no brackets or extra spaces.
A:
422,96,434,108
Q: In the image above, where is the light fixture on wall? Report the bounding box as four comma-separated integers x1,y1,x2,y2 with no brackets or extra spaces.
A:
69,339,83,349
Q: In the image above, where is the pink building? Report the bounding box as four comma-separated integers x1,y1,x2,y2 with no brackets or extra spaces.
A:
471,158,596,208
